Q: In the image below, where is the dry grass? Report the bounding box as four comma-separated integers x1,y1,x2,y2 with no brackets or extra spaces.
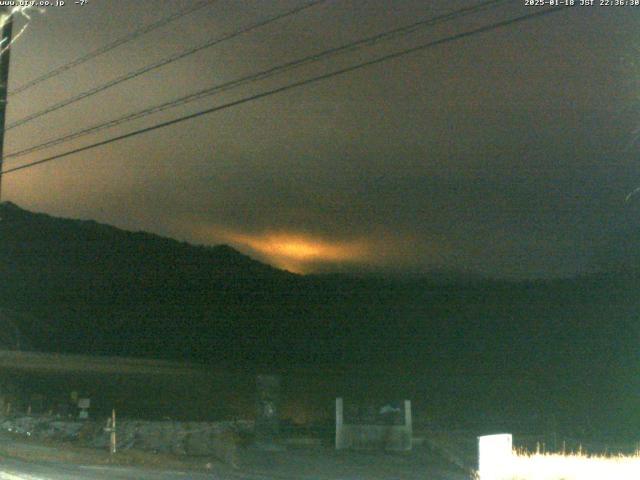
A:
0,432,228,473
478,448,640,480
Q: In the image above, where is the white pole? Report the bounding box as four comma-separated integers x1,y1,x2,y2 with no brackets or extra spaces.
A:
335,398,344,450
110,409,117,454
404,400,412,450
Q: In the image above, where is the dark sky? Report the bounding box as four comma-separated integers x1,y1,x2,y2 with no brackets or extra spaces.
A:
2,0,640,278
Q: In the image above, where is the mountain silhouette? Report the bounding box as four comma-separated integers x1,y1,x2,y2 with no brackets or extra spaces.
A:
0,202,636,438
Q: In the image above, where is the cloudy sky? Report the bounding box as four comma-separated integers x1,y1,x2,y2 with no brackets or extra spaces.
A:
2,0,640,277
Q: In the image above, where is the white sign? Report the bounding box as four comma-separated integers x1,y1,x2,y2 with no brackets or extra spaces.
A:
478,433,513,480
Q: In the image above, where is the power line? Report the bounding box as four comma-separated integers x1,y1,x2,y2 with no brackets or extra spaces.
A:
10,0,217,96
4,0,511,161
1,5,571,177
5,0,328,131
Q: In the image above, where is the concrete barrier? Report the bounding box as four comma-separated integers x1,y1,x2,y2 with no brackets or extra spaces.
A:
335,398,412,451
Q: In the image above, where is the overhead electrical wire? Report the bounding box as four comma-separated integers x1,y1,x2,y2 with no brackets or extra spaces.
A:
4,0,512,161
1,5,571,177
9,0,217,96
5,0,329,131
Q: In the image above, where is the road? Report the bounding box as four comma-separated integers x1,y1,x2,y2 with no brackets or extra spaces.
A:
0,458,251,480
0,434,472,480
0,455,470,480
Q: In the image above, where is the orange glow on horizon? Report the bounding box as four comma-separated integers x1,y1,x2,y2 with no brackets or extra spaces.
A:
220,231,368,273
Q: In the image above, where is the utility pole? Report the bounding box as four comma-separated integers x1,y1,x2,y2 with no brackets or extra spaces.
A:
0,7,13,202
